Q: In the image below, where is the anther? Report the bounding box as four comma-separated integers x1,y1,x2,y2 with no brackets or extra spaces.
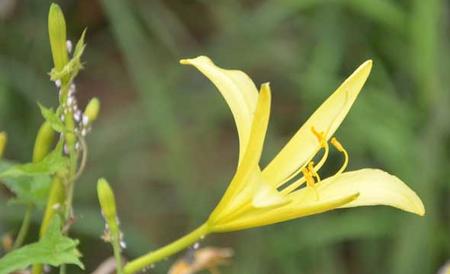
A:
331,137,349,176
278,127,330,192
311,127,326,147
331,137,344,151
302,167,319,200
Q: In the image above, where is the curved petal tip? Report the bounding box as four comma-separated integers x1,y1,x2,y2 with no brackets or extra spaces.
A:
312,169,426,217
180,56,210,65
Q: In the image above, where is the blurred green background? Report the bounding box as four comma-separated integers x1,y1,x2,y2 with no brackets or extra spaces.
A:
0,0,449,273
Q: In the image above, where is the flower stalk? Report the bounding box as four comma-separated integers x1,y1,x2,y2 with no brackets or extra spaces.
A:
33,3,90,274
97,179,124,274
11,205,33,250
123,223,210,274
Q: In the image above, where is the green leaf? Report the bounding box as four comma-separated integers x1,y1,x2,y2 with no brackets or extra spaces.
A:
0,161,51,208
0,142,68,178
0,161,51,207
0,216,83,273
0,143,68,207
73,29,87,61
38,103,65,133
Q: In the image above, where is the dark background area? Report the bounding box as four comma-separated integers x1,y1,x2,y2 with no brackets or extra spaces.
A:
0,0,449,273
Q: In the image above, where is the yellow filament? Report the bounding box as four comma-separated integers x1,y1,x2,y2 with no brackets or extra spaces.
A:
310,141,328,175
277,161,309,189
281,176,306,194
281,136,349,198
308,162,321,182
281,161,321,195
280,128,329,193
331,137,349,176
277,127,328,189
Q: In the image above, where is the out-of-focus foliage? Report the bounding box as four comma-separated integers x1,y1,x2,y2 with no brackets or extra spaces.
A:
0,0,448,273
0,216,83,273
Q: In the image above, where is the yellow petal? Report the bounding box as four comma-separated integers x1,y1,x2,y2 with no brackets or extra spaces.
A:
252,180,289,208
180,56,258,163
291,168,425,216
210,84,272,220
212,192,359,232
262,60,373,186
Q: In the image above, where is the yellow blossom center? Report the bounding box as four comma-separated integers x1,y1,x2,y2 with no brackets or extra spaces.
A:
279,127,349,196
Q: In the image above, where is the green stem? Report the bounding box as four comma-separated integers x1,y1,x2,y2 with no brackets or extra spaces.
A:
124,223,210,274
112,236,124,274
12,205,33,250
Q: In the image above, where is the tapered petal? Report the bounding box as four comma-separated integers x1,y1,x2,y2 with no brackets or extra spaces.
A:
180,56,258,163
212,192,359,232
262,60,373,186
290,168,425,216
210,84,275,220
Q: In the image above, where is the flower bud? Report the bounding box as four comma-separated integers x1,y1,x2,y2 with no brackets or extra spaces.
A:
39,176,65,237
48,3,69,73
97,178,118,231
83,97,100,124
32,121,56,163
0,132,7,159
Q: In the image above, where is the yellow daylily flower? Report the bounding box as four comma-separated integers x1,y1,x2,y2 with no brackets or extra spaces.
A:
180,56,425,233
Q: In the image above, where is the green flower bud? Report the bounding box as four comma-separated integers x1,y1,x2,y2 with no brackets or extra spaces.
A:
32,121,56,163
97,178,118,231
39,176,65,237
0,132,6,159
97,178,124,273
83,97,100,124
48,3,69,73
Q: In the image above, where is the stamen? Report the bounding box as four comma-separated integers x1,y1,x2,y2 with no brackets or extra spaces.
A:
308,162,321,182
277,127,329,189
277,159,307,188
310,138,329,174
302,167,319,200
281,162,321,196
331,137,349,176
280,176,306,194
311,127,326,147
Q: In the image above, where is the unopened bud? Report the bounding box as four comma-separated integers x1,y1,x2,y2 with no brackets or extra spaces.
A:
48,3,69,73
40,176,65,237
97,178,118,231
83,97,100,124
0,132,7,159
33,122,56,163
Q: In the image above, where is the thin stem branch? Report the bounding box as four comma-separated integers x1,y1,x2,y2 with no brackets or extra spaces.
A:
124,223,210,274
12,205,33,250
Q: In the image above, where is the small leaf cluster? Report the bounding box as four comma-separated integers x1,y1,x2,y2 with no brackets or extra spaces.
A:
0,217,83,274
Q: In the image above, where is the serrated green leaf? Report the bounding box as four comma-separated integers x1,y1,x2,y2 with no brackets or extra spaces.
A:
38,103,66,133
0,216,83,273
0,161,52,208
0,142,68,178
